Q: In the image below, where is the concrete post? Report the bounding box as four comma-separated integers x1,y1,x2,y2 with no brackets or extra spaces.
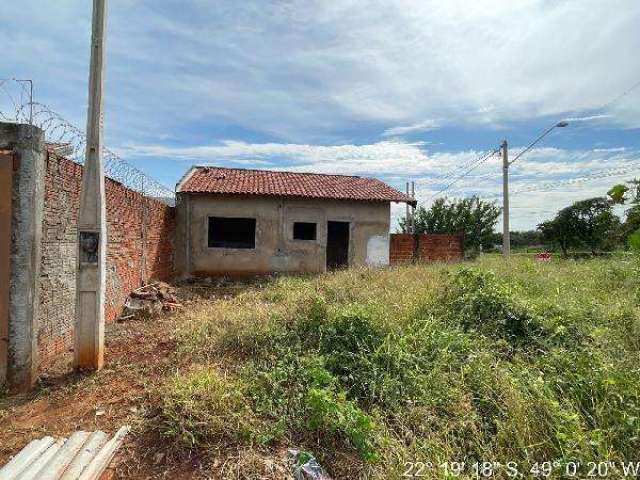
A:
0,150,12,386
0,122,46,391
405,182,410,233
410,181,415,234
502,140,510,259
75,0,108,371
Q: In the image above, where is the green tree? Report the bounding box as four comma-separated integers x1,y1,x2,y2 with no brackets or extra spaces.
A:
628,229,640,252
607,183,629,204
537,197,620,255
510,230,546,249
538,210,577,256
610,179,640,245
400,196,501,254
485,230,547,251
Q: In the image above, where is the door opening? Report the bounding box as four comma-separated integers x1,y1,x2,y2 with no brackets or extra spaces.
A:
326,221,349,269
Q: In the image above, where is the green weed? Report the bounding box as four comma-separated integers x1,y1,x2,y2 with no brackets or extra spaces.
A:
154,256,640,478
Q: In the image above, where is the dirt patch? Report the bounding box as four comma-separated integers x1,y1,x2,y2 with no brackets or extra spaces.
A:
0,283,265,479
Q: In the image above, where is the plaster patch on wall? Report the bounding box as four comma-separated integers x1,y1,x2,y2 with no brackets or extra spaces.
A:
270,252,296,271
366,234,389,266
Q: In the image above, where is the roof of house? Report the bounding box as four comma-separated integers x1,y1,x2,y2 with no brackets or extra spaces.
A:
176,166,416,206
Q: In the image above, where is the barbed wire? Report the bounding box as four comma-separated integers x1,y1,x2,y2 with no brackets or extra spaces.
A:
0,79,174,202
0,78,33,123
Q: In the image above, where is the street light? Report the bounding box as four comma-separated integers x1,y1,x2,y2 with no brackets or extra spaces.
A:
509,121,570,166
502,120,570,259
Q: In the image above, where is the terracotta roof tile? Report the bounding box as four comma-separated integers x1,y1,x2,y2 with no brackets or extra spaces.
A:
177,166,416,205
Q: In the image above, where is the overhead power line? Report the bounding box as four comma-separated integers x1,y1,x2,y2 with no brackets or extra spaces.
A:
431,148,500,183
508,78,640,167
598,78,640,112
427,78,640,202
511,164,640,195
427,148,500,200
479,160,640,199
497,78,640,258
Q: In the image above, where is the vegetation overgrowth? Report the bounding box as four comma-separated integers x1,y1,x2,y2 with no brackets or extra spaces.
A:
154,255,640,479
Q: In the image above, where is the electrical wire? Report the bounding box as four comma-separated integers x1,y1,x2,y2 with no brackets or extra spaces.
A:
598,79,640,112
427,148,500,200
510,78,640,166
479,161,640,199
511,166,640,195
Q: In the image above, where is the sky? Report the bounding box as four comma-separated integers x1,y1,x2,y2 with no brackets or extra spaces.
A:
2,0,640,231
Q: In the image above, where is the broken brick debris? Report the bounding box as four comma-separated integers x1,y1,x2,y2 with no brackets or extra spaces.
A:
121,281,181,319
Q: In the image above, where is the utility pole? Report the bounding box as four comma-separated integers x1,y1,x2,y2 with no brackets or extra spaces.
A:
75,0,108,371
406,182,411,233
410,181,415,234
501,140,510,259
499,121,568,260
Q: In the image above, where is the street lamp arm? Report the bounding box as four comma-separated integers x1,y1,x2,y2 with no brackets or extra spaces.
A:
509,121,569,166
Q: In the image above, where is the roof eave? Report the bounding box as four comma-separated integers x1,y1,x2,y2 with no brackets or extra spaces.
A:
179,189,417,206
175,166,198,193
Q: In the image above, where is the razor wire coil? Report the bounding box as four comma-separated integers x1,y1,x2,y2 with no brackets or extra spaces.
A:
0,79,174,203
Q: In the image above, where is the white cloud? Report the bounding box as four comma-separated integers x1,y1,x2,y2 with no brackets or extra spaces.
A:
5,0,640,233
4,0,640,141
122,141,640,180
564,114,612,123
382,119,439,137
402,147,640,231
120,140,444,176
123,139,640,231
593,147,626,153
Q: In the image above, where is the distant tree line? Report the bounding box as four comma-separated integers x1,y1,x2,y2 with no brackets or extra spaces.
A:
537,179,640,255
486,230,546,250
400,178,640,257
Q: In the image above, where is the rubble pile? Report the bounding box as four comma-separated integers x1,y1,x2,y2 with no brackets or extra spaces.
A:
122,281,181,319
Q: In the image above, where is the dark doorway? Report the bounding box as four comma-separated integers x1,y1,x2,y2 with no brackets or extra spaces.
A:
326,221,349,269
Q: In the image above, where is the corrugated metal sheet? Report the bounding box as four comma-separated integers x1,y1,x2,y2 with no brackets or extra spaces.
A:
0,426,129,480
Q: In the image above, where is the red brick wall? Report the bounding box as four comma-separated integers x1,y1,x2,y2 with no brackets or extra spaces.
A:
389,234,416,264
389,233,464,264
416,233,464,261
38,153,175,363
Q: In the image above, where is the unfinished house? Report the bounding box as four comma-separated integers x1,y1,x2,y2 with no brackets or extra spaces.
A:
175,166,415,276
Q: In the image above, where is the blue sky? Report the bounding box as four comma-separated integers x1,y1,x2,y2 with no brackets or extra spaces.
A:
2,0,640,230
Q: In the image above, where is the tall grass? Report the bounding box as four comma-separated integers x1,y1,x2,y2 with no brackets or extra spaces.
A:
154,255,640,478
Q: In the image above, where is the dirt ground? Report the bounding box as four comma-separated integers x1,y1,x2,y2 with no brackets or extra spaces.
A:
0,283,289,480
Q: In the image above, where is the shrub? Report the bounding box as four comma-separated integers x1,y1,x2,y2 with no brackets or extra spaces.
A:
441,268,546,348
155,367,264,449
156,257,640,477
541,348,640,458
244,351,381,460
303,387,379,461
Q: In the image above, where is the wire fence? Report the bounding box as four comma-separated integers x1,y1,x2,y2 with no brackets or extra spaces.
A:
0,78,174,202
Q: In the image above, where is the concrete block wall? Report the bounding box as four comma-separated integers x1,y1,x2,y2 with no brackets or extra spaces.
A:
38,152,175,364
1,123,46,390
390,233,464,264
